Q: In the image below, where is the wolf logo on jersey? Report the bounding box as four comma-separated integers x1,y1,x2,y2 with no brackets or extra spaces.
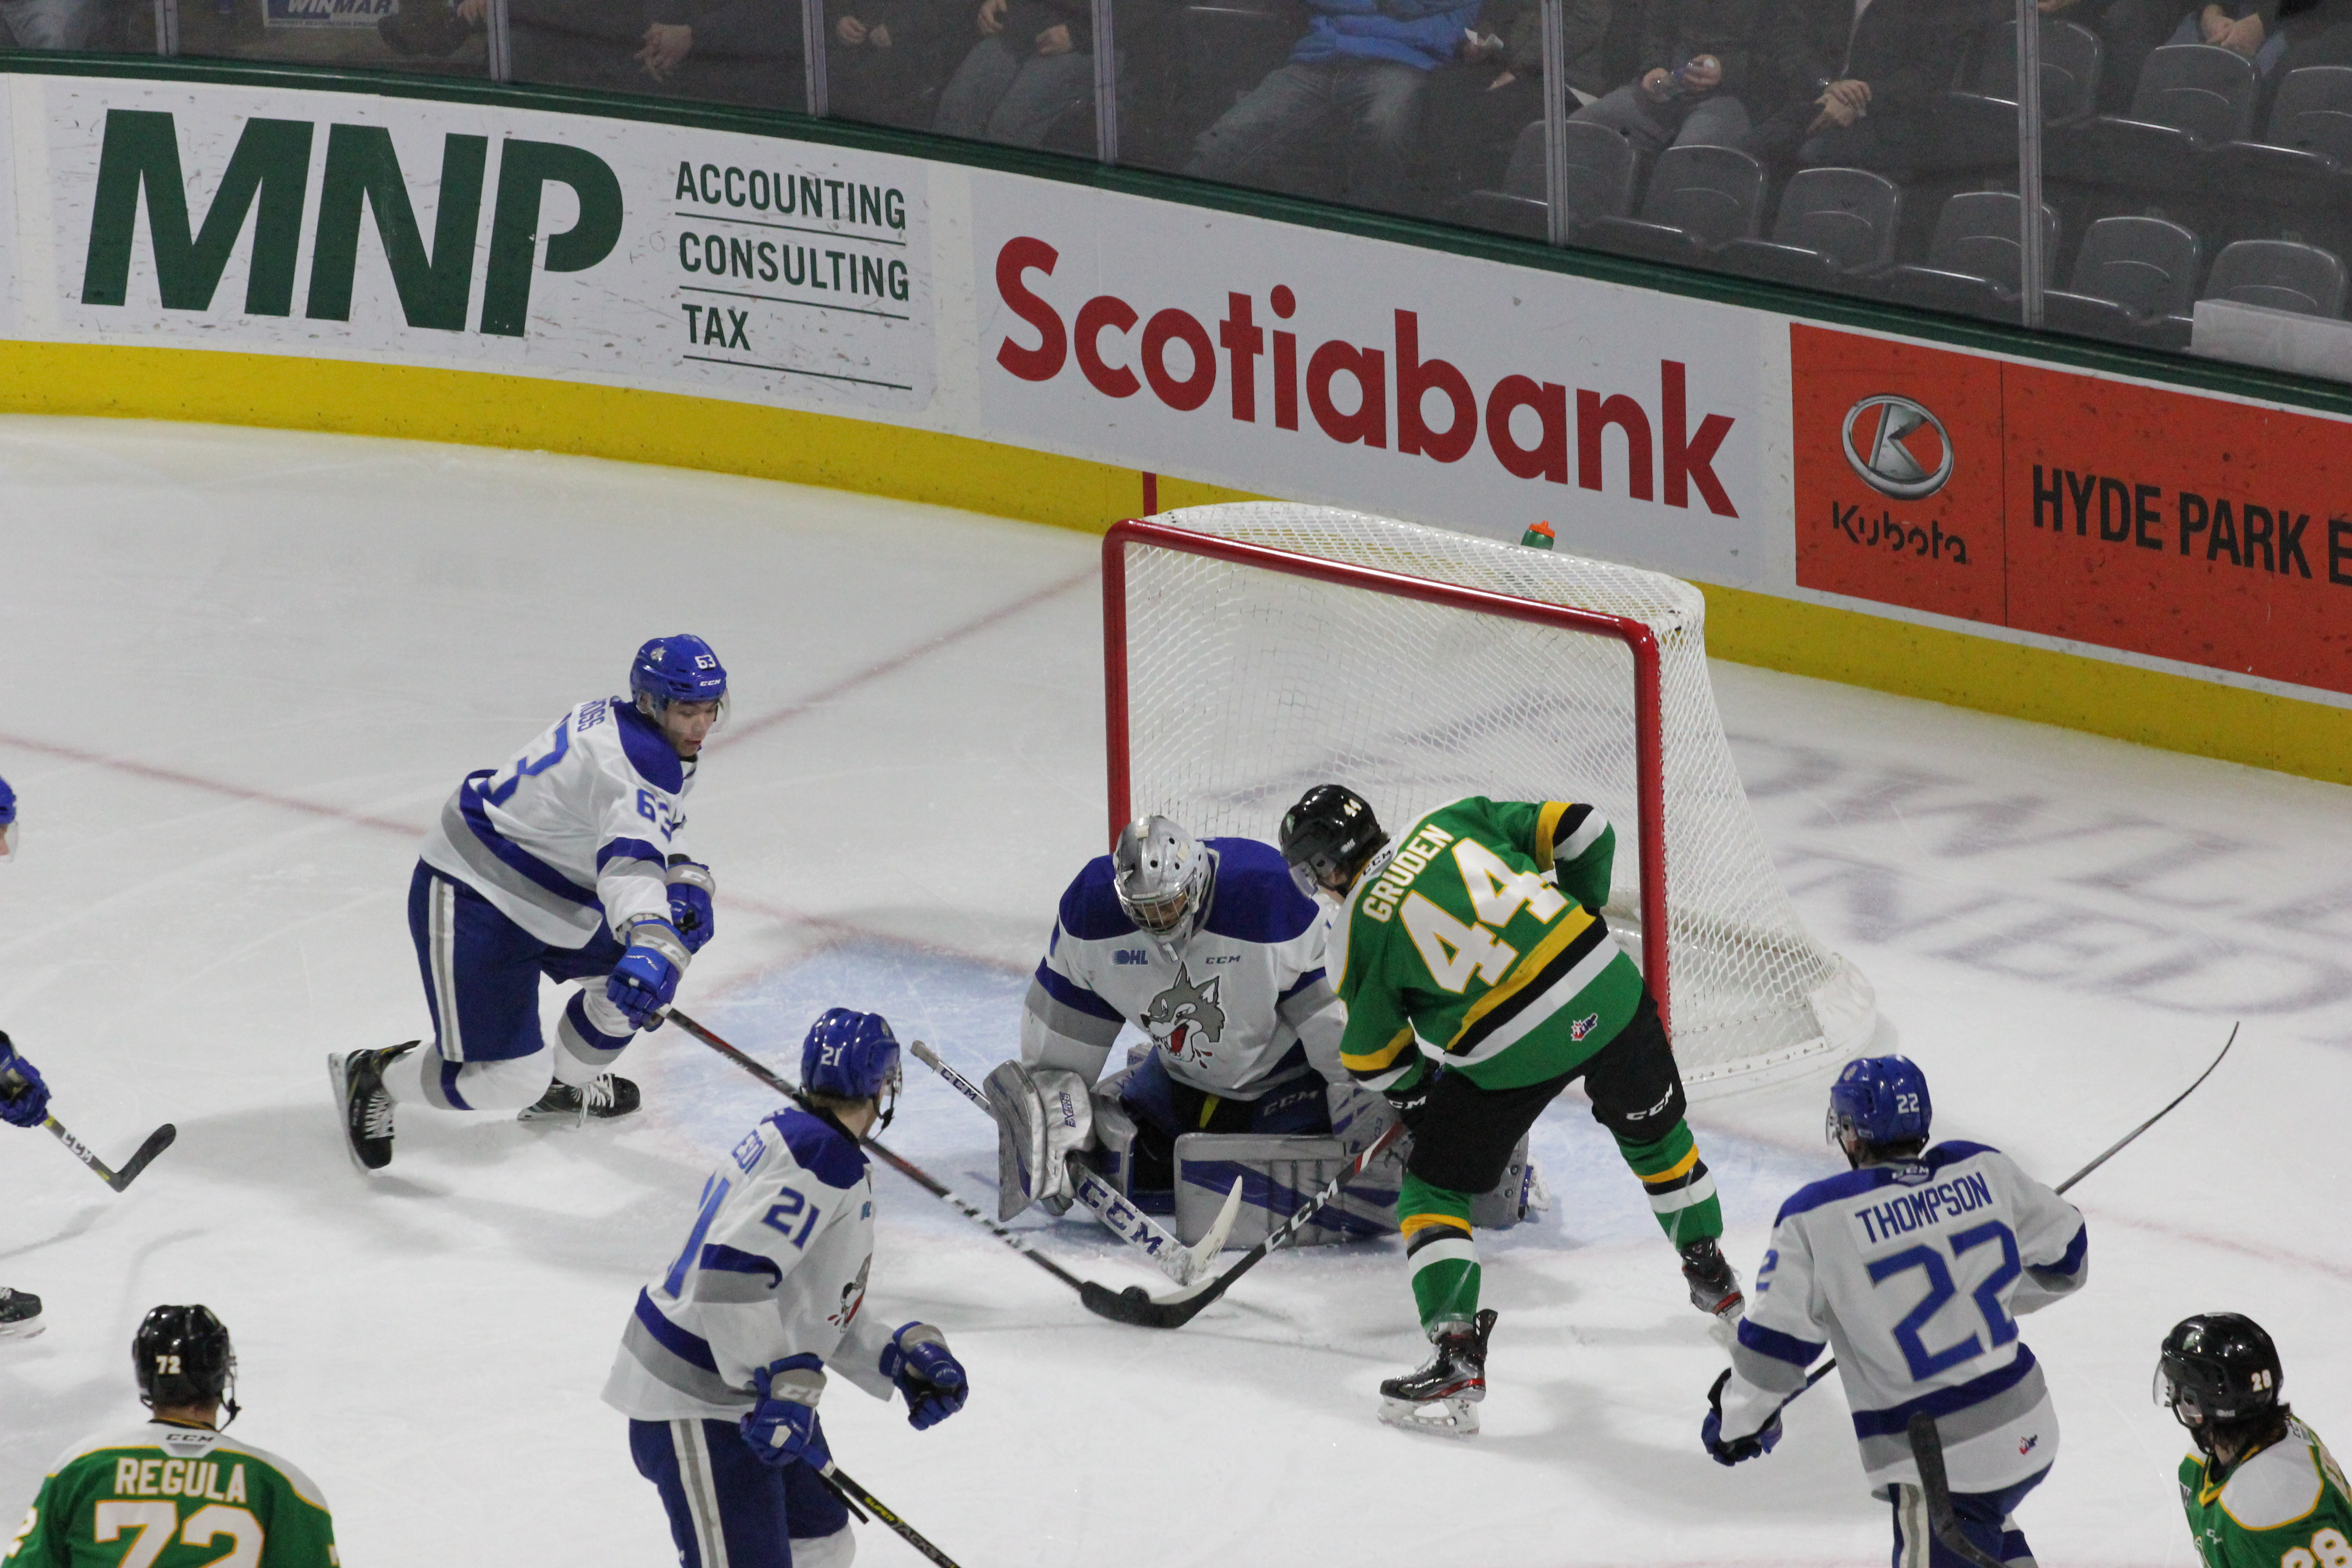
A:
1144,965,1228,1069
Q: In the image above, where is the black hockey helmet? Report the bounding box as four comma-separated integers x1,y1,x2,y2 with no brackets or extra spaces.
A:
1279,784,1389,898
134,1304,240,1424
2156,1313,2283,1443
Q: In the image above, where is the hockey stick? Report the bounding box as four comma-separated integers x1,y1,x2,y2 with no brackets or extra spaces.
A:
1789,1020,2241,1402
1905,1413,2010,1568
1079,1119,1408,1329
667,1008,1115,1300
1,1064,176,1192
907,1041,1245,1287
815,1463,963,1568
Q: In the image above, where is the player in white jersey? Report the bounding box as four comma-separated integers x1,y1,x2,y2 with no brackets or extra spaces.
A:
0,775,48,1339
993,815,1391,1229
605,1009,970,1568
328,636,727,1172
1703,1056,2089,1568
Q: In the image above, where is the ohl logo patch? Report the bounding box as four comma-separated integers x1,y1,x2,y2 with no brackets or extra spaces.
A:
1842,395,1955,500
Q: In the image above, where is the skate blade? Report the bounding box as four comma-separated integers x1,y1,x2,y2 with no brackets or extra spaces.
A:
1378,1395,1481,1438
0,1319,47,1341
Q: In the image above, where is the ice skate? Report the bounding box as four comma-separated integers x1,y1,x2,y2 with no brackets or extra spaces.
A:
330,1042,413,1174
1682,1236,1745,1333
1378,1308,1497,1438
518,1073,641,1125
0,1287,44,1340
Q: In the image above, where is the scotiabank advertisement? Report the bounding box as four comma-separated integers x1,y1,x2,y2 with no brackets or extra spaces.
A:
1793,323,2352,699
968,175,1769,584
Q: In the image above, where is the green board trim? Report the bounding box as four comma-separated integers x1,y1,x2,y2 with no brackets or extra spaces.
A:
9,51,2352,420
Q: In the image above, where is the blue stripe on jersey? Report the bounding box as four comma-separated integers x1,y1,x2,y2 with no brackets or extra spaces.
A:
2043,1223,2089,1276
615,701,687,793
1034,960,1126,1024
1058,858,1134,942
764,1107,868,1191
1737,1316,1827,1367
1850,1344,2038,1437
1277,967,1327,1003
458,774,597,905
700,1243,784,1289
635,1288,720,1372
1774,1142,2007,1225
598,836,665,870
1198,839,1322,943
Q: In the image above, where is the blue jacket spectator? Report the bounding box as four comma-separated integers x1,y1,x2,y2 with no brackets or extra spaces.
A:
1292,0,1481,70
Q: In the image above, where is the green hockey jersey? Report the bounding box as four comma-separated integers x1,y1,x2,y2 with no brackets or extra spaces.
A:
5,1421,338,1568
1333,796,1646,1093
2179,1419,2352,1568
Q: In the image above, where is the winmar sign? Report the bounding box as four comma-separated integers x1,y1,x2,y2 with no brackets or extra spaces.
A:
78,110,622,335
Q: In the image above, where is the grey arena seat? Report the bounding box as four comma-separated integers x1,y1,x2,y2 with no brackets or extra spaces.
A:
1718,167,1902,288
2205,66,2352,205
1931,19,2104,172
1876,190,2060,320
2201,239,2349,317
2040,215,2201,346
2050,44,2257,191
1460,119,1640,240
1583,145,1768,262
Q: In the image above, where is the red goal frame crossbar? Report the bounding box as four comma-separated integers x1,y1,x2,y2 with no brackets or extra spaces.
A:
1101,519,1672,1034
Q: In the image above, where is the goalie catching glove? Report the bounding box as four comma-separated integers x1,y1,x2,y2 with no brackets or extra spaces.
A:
984,1060,1093,1220
878,1322,968,1430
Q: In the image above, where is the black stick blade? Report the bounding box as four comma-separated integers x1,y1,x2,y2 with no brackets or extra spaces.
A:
108,1124,177,1192
1079,1279,1223,1329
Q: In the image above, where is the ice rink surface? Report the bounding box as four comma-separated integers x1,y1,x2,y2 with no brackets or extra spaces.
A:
1,414,2346,1568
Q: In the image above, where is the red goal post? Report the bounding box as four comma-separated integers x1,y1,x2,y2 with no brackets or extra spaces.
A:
1102,515,1679,1033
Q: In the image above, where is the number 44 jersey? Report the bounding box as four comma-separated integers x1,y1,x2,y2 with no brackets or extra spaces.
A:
1720,1141,2090,1498
5,1421,338,1567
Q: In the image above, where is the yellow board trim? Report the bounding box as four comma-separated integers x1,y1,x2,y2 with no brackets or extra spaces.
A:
1445,904,1594,1051
1399,1212,1474,1238
1341,1026,1416,1074
1533,800,1571,872
1643,1146,1703,1186
7,339,2348,787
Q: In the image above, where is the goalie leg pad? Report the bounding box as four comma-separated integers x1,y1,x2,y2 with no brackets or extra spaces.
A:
1175,1132,1394,1248
981,1062,1093,1221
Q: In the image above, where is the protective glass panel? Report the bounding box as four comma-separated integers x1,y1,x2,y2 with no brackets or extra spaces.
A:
503,0,804,108
162,0,493,75
820,0,969,132
918,0,1101,152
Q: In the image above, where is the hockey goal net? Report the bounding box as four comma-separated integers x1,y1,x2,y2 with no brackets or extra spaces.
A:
1102,503,1874,1092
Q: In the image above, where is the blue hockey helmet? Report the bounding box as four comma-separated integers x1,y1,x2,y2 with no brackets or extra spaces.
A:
631,635,729,716
0,772,15,859
1826,1055,1932,1152
802,1008,902,1126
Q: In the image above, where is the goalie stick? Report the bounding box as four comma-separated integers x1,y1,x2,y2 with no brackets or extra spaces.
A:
0,1063,176,1193
1079,1119,1408,1330
1787,1020,2241,1406
907,1040,1245,1288
815,1463,964,1568
1905,1412,2011,1568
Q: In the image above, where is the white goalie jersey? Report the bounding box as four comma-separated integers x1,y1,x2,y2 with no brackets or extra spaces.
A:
1720,1141,2089,1496
603,1106,899,1422
421,695,695,949
1022,838,1344,1100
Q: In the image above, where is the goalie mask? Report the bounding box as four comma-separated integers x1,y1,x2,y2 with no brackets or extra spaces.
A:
1112,816,1213,953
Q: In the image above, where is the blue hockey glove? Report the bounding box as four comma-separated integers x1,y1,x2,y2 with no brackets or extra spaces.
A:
0,772,16,859
0,1033,49,1129
606,917,687,1031
740,1356,830,1469
1701,1369,1783,1466
878,1322,968,1431
666,858,716,954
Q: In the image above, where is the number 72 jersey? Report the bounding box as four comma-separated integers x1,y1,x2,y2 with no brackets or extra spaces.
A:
5,1422,338,1567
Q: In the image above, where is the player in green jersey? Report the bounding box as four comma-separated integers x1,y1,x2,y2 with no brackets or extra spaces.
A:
2160,1313,2352,1568
4,1305,339,1568
1280,784,1742,1436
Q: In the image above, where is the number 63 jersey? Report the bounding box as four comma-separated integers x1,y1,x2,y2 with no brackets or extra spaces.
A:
1724,1141,2090,1497
603,1106,899,1422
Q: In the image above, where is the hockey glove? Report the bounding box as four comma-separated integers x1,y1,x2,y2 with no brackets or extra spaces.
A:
741,1355,831,1469
0,1034,50,1129
878,1322,968,1431
1701,1368,1783,1466
1384,1063,1436,1131
606,917,688,1032
666,857,717,954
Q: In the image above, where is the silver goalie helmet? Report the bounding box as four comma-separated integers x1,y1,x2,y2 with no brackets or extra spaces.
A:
1112,815,1214,952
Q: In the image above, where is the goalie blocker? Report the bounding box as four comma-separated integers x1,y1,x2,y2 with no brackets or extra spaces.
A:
986,1056,1543,1248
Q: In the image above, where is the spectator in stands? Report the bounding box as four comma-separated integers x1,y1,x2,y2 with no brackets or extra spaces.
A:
1566,0,1767,153
2167,0,2287,73
0,0,103,47
478,0,801,104
1744,0,1988,178
829,0,960,127
1419,0,1614,210
1185,0,1482,214
933,0,1096,147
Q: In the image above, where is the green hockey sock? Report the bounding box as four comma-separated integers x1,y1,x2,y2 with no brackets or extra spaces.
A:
1398,1172,1480,1331
1617,1119,1724,1247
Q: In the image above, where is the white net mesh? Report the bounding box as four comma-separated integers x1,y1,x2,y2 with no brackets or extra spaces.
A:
1115,502,1874,1091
